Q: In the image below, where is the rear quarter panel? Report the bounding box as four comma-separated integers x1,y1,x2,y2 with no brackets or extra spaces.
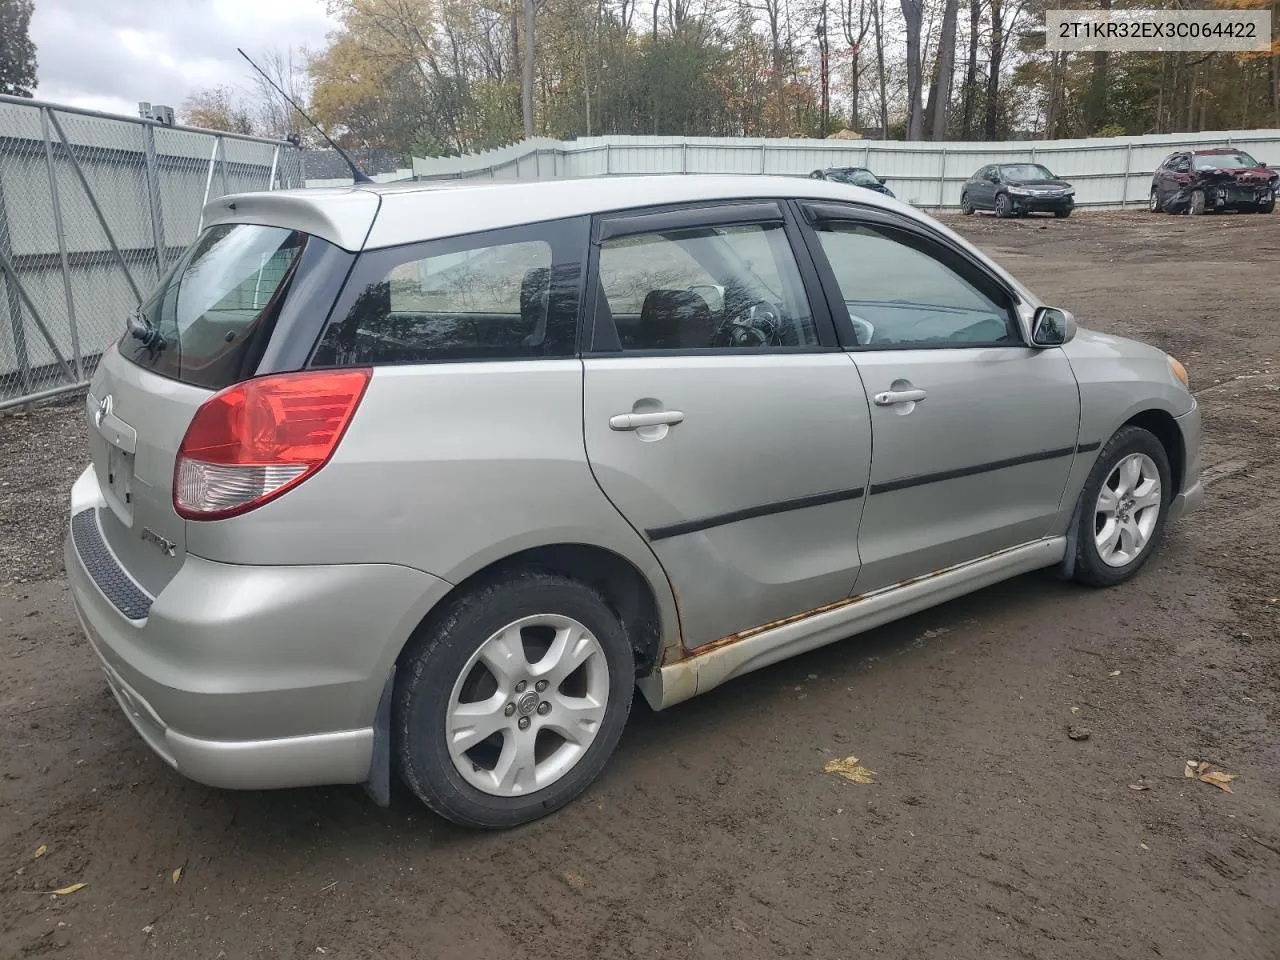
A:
183,361,681,656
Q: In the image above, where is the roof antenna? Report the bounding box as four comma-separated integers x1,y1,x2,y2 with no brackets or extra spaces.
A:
237,47,373,184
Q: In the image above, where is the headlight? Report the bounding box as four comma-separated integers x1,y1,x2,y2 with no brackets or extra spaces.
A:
1008,187,1030,196
1063,188,1075,196
1167,355,1189,389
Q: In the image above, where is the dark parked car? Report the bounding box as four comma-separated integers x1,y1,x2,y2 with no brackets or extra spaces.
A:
809,167,894,198
1149,148,1277,215
960,163,1075,219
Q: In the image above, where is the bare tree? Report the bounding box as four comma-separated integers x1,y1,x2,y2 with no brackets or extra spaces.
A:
871,0,888,134
246,47,311,141
522,0,536,136
960,0,980,137
925,0,958,139
817,0,830,132
984,0,1027,138
900,0,924,138
840,0,872,131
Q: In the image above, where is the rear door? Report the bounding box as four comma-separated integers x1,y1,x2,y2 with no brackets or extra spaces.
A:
797,201,1081,592
582,202,873,649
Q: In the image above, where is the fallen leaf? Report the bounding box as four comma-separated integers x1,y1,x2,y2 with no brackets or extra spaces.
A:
1070,706,1080,715
824,755,876,784
171,867,182,884
562,871,586,891
1184,760,1197,779
1109,670,1122,677
1128,783,1150,791
1140,842,1150,850
33,845,46,859
1199,770,1238,794
52,882,85,896
142,925,154,935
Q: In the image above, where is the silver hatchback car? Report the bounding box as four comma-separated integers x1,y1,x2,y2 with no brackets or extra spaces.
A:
66,175,1202,828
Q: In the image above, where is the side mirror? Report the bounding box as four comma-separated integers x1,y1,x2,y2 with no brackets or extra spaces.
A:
986,171,999,182
877,176,887,185
1032,306,1076,346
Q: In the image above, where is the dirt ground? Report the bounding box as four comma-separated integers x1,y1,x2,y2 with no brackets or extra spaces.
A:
2,209,1279,960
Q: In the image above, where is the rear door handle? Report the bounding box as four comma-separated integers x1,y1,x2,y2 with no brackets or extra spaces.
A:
609,410,685,431
873,389,927,406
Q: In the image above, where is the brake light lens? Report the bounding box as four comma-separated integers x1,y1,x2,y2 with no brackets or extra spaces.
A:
174,369,371,520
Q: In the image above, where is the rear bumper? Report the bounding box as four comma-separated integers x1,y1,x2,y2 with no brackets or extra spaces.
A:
64,466,450,791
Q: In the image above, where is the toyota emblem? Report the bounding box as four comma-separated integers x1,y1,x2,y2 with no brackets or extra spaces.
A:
94,394,113,428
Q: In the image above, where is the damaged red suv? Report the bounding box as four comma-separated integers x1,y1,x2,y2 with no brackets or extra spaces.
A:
1150,148,1277,215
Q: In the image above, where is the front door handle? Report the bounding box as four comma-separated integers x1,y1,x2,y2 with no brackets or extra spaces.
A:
873,388,927,406
609,410,685,431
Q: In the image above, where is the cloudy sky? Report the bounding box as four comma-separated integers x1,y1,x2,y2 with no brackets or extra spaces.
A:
30,0,337,118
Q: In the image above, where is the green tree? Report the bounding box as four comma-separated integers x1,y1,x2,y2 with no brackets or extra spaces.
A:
0,0,37,97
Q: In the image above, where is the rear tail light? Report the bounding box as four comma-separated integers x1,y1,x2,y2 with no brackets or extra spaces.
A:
174,369,371,520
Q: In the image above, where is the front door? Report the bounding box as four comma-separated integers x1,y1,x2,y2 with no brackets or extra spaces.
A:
798,203,1081,592
582,202,873,649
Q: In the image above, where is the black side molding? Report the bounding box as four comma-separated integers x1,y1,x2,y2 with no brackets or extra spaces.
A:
868,446,1077,496
1075,441,1101,453
647,487,864,542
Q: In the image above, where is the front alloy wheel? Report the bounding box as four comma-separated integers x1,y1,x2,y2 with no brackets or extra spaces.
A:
995,193,1014,218
1094,453,1162,567
1071,425,1171,587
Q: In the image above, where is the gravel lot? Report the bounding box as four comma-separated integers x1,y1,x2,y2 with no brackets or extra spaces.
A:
2,210,1278,960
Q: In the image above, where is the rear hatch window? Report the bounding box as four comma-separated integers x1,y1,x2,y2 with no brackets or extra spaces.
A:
120,223,307,390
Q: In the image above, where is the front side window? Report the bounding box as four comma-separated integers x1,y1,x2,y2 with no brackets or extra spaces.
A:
596,221,819,351
312,220,585,367
813,222,1018,348
119,223,306,389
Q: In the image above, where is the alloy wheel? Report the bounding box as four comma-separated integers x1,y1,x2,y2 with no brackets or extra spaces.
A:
1094,453,1162,568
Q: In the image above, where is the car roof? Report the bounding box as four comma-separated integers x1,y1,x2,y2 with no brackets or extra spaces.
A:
201,173,908,251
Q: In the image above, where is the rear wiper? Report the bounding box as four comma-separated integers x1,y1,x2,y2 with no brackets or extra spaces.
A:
127,310,164,348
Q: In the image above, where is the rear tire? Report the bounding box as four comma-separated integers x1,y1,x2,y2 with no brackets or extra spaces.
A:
995,193,1014,218
1071,426,1172,588
394,570,634,829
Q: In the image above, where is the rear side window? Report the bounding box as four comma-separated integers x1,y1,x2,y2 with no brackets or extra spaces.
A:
120,223,308,389
311,217,588,367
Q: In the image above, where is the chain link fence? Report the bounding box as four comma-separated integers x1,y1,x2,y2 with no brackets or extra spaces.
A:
0,95,303,409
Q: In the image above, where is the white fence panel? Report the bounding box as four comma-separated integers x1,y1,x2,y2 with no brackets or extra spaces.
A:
413,129,1280,212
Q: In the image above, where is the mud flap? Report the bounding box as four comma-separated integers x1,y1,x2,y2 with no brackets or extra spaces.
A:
1056,492,1085,581
363,667,395,808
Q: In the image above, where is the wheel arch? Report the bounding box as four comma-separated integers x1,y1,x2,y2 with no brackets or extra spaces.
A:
400,541,673,680
1122,408,1185,495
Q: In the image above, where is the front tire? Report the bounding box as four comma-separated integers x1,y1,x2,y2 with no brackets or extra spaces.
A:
1149,189,1162,213
1188,188,1206,215
1257,194,1276,214
960,192,975,215
1071,426,1172,588
995,193,1014,218
394,570,634,829
1054,207,1072,219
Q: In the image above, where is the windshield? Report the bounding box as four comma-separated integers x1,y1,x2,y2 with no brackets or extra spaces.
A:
1195,151,1259,170
119,224,306,389
999,164,1057,181
827,168,880,187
